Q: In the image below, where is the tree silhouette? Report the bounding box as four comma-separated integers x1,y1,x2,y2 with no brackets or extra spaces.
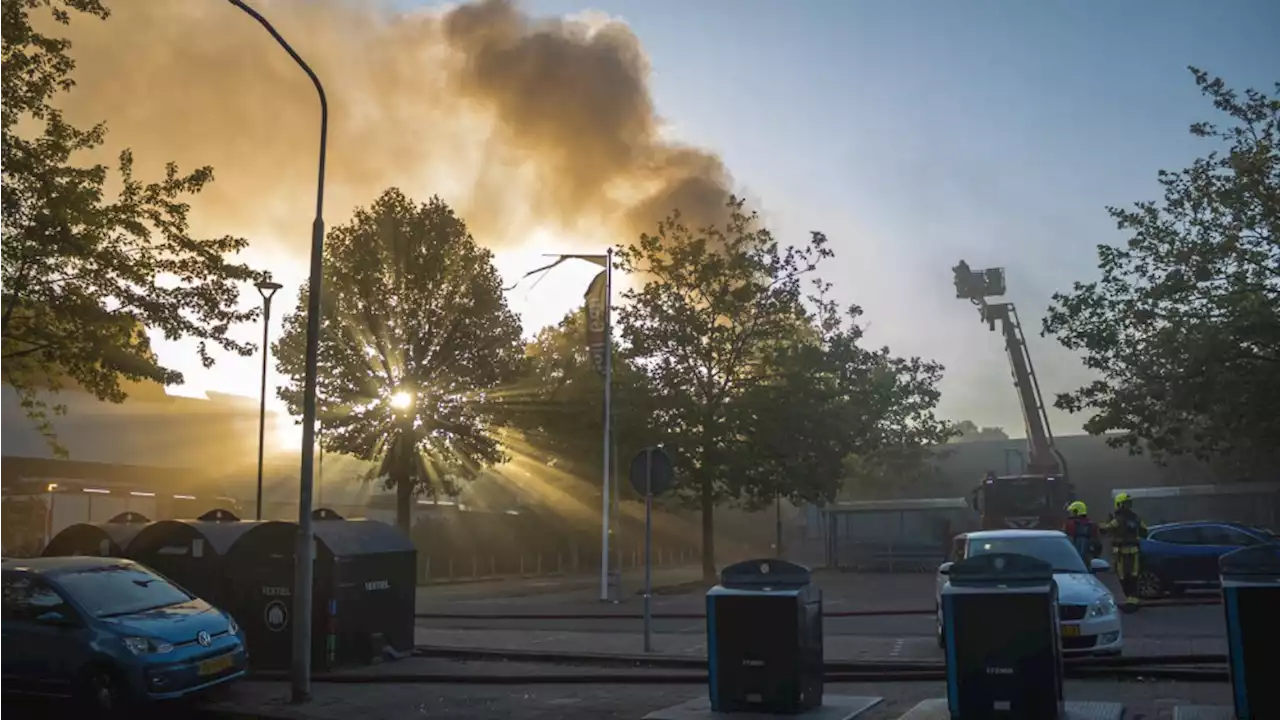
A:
274,189,524,533
2,0,260,454
1045,69,1279,474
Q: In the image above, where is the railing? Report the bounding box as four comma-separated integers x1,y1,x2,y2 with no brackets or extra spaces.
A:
416,544,703,584
825,540,947,573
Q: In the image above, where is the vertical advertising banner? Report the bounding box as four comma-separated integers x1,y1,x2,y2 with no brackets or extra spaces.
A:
584,270,607,375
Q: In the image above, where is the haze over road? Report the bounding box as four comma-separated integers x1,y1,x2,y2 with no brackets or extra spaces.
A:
414,572,1230,661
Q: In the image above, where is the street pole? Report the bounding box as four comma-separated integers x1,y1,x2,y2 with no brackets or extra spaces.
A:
255,279,282,521
643,449,653,653
503,252,612,599
317,420,323,508
775,491,783,558
226,0,328,704
600,247,613,602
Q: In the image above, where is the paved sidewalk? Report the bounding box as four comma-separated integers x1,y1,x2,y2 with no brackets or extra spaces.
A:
414,627,1229,662
195,661,1233,720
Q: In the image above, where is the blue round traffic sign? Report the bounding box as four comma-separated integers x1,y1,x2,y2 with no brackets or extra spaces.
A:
629,446,674,497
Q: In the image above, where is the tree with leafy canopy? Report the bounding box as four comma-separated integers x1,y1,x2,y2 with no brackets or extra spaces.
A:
949,420,1010,443
731,286,952,548
1044,69,1279,476
502,311,655,496
274,189,525,534
1,0,261,455
733,285,952,506
617,198,846,578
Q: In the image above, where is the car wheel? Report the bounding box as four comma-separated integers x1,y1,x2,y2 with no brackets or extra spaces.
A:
1136,570,1164,599
80,666,125,718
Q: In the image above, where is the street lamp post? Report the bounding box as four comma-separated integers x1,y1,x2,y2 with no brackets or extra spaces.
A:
226,0,328,704
506,253,612,599
255,279,283,521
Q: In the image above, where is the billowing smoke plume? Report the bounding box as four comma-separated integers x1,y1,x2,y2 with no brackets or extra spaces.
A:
50,0,732,254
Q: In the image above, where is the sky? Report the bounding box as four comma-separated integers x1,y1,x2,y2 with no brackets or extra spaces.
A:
138,0,1279,443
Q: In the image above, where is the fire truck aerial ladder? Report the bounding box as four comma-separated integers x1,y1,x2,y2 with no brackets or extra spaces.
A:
952,261,1075,529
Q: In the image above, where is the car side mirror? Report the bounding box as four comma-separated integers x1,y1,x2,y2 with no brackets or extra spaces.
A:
939,562,954,576
1090,558,1110,574
35,610,77,627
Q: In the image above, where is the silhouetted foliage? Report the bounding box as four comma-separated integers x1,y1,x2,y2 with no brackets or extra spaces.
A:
1044,69,1279,476
735,285,952,508
949,420,1010,443
1,0,260,455
501,311,655,495
617,198,950,576
274,189,524,533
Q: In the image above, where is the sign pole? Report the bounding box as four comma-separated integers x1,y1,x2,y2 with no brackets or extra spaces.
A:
600,247,614,602
629,445,673,654
643,448,654,653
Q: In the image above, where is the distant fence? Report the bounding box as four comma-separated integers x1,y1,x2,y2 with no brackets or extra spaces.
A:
818,498,974,573
408,507,763,584
824,541,947,573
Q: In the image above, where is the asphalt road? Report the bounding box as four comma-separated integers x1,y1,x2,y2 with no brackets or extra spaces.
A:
414,602,1227,639
414,571,1230,661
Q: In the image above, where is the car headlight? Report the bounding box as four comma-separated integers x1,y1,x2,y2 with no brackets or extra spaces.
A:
122,636,174,655
1089,596,1118,618
226,616,239,635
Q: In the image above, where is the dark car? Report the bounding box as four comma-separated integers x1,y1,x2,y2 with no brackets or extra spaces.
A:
1,556,247,713
1136,521,1277,598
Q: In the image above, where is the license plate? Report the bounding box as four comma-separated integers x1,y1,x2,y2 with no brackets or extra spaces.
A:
1061,624,1081,638
198,654,235,677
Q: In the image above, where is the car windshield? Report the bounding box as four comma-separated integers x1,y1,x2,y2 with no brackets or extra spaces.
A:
967,536,1089,573
56,564,191,618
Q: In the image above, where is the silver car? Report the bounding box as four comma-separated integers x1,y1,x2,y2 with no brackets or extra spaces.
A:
935,529,1123,656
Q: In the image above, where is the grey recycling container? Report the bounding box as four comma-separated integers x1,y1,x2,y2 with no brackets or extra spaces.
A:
941,552,1064,720
706,558,823,713
1219,543,1280,720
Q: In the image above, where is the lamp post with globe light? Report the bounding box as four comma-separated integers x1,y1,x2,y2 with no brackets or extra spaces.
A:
254,278,283,522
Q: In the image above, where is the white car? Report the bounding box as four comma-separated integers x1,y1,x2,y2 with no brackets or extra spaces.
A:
935,529,1123,656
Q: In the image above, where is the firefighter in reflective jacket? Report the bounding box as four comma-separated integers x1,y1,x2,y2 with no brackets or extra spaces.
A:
1062,501,1101,563
1101,492,1148,612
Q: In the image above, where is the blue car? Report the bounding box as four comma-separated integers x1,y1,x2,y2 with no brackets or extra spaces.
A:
1136,521,1278,598
1,556,247,713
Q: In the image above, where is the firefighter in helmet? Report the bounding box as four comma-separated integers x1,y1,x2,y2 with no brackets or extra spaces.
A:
1101,492,1148,612
1062,501,1101,563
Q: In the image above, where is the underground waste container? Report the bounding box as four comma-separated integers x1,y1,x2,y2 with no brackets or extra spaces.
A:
941,552,1063,720
224,516,417,671
43,512,151,558
126,509,258,606
1219,543,1280,720
706,558,823,713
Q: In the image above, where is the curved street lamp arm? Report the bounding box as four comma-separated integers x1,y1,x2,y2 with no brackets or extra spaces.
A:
225,0,328,219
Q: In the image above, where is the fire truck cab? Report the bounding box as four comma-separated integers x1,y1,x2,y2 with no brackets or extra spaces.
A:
970,472,1077,530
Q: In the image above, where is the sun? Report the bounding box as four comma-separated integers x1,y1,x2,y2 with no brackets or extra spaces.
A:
270,410,302,454
390,391,414,410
